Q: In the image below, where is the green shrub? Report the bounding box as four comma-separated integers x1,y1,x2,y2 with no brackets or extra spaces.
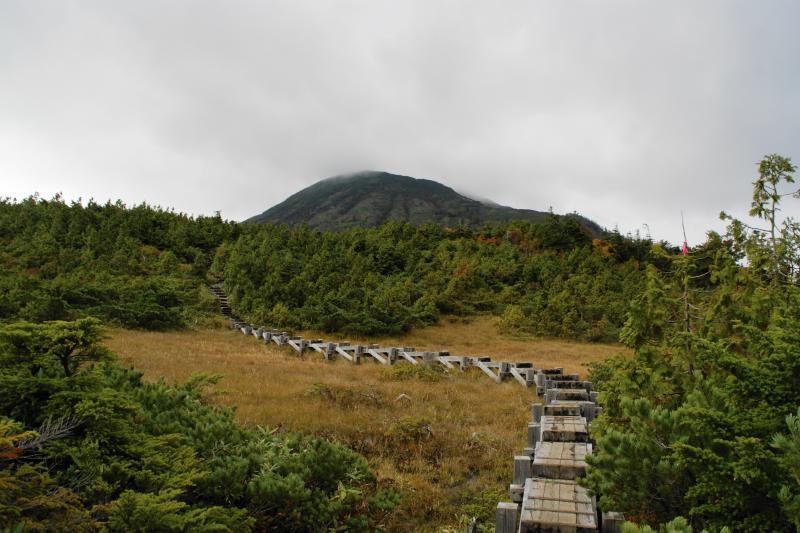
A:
0,320,399,531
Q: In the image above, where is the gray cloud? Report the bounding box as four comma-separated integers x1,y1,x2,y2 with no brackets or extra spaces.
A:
2,0,799,244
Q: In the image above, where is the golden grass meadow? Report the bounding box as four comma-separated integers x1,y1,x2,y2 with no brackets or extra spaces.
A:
104,316,627,531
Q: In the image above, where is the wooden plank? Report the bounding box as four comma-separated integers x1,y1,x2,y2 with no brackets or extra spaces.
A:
370,347,400,354
546,388,590,403
545,379,593,391
436,353,455,369
335,347,354,362
520,478,597,531
367,349,389,365
532,442,591,479
473,359,501,383
399,351,418,365
509,366,528,387
287,338,302,353
540,415,589,442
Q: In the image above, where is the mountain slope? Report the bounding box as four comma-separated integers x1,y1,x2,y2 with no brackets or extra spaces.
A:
246,171,602,234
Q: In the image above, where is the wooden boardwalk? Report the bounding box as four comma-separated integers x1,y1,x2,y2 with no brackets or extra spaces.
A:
209,284,553,390
208,285,625,531
497,366,625,533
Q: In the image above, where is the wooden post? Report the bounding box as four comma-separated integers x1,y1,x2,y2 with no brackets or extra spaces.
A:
511,455,531,503
499,362,512,381
532,403,543,423
354,345,363,365
545,389,554,404
527,422,541,448
388,347,399,365
585,404,596,425
495,502,518,533
513,455,531,486
602,511,625,533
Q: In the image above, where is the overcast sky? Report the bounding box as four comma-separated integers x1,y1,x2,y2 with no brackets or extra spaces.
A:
2,1,799,245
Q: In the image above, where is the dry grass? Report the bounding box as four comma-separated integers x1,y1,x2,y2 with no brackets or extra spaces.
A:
104,316,628,531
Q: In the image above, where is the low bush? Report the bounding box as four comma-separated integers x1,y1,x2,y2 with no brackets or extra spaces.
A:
0,319,399,531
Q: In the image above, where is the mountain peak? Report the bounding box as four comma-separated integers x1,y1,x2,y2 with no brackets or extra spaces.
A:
246,171,600,234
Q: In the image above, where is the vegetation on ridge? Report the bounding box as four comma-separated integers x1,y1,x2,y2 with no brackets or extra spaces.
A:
585,154,800,531
0,196,236,329
218,215,658,341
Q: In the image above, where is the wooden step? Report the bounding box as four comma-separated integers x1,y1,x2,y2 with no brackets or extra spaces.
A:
519,478,597,532
532,442,591,479
540,415,589,442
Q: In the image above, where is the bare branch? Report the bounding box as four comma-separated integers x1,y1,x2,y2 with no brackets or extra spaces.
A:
15,415,83,451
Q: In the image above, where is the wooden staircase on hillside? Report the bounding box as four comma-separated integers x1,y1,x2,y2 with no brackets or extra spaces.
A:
208,284,243,325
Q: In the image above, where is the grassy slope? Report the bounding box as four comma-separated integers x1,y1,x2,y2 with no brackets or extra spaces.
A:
104,316,628,531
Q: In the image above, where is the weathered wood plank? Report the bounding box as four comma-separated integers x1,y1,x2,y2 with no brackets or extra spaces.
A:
335,347,354,361
540,415,589,442
287,338,302,353
532,442,592,479
367,349,389,365
509,366,529,387
519,478,597,532
399,351,418,365
436,353,455,369
473,359,501,383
